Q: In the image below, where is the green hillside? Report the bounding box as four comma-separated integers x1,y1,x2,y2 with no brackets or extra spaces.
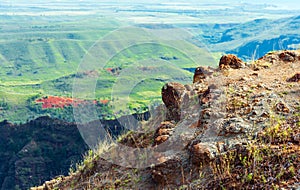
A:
3,6,299,123
0,15,215,123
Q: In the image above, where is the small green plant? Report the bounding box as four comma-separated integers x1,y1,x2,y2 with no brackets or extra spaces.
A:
70,139,112,174
245,173,253,182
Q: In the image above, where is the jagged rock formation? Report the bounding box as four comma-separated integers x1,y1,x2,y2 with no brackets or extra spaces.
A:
153,121,176,146
219,54,245,69
0,116,88,190
33,50,300,190
161,82,186,122
192,66,215,83
259,50,300,64
287,73,300,82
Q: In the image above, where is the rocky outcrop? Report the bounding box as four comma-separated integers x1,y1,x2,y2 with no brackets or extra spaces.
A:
219,54,245,69
258,50,300,64
148,51,300,189
193,66,215,83
153,121,176,146
279,51,300,62
161,82,186,122
189,142,216,164
287,73,300,82
34,50,300,190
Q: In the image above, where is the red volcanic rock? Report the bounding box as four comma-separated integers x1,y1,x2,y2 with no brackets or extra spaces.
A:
287,73,300,82
36,96,73,109
190,142,215,165
258,50,300,64
276,102,290,113
106,67,122,75
151,156,183,186
279,51,297,62
201,84,219,105
106,68,113,72
219,54,244,70
193,66,215,83
154,135,169,146
153,121,175,146
162,82,186,122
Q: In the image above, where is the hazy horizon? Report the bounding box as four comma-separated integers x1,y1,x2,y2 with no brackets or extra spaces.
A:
1,0,300,9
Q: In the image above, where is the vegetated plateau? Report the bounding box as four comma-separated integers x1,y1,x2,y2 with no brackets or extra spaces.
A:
0,1,300,189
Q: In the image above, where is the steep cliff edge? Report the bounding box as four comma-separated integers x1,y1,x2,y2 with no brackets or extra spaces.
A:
0,117,88,190
33,50,300,189
0,112,149,190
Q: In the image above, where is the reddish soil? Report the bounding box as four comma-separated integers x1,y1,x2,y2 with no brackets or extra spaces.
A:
36,96,109,109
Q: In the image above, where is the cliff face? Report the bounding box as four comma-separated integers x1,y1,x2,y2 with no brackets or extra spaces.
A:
0,112,150,190
33,50,300,190
0,116,88,190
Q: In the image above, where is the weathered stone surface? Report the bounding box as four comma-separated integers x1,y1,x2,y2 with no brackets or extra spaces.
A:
258,50,300,64
151,155,184,186
216,117,251,136
162,82,186,122
200,84,219,105
219,54,244,70
189,142,217,164
279,51,297,62
34,50,300,190
193,66,215,83
153,121,176,146
287,73,300,82
276,101,290,113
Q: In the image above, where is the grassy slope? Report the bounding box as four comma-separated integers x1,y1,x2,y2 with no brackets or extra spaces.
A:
0,15,118,122
0,15,215,122
5,7,299,123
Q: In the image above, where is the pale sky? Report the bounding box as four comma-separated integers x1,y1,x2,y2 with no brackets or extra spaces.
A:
2,0,300,10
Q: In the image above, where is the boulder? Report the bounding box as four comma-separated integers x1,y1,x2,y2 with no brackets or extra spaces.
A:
151,155,183,186
219,54,244,70
153,121,175,146
189,142,216,164
161,82,186,122
279,51,297,62
200,84,219,105
193,66,214,83
287,73,300,82
276,102,290,113
258,50,300,64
